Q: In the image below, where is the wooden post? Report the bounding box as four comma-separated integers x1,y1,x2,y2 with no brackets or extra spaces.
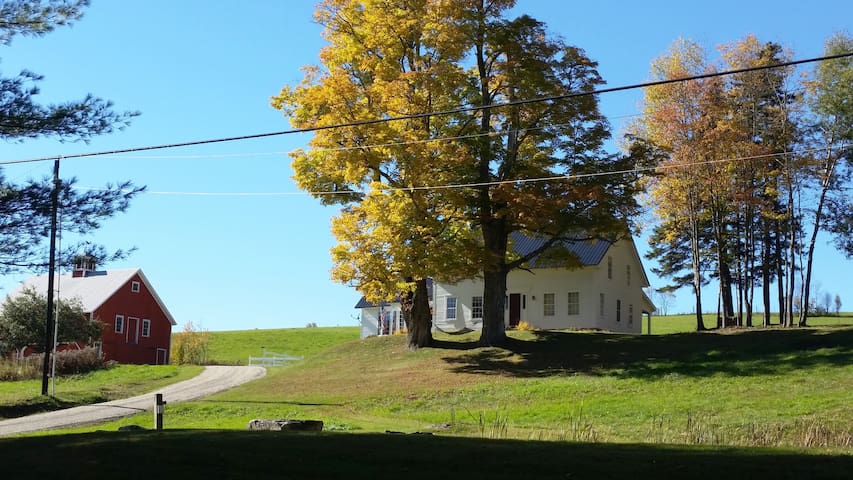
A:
155,394,166,430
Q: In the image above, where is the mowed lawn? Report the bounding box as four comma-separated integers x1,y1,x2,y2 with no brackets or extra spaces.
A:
4,323,852,478
53,323,853,452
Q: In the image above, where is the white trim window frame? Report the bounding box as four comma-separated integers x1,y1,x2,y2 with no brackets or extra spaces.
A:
142,319,151,338
115,315,124,334
131,281,140,293
543,293,555,317
446,297,457,320
472,296,483,320
567,292,580,316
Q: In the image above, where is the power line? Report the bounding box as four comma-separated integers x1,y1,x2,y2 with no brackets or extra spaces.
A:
76,144,851,197
3,51,851,167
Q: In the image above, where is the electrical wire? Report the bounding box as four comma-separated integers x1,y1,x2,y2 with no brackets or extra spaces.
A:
74,144,851,197
2,51,850,167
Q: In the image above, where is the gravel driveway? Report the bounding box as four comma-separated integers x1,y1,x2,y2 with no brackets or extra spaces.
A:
0,365,266,437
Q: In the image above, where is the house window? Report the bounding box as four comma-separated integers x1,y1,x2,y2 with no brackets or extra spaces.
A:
607,256,613,280
131,281,140,293
543,293,555,316
472,296,483,319
629,305,634,325
446,297,457,320
616,300,622,322
115,315,124,334
627,265,631,286
599,293,605,318
142,319,151,337
567,292,580,315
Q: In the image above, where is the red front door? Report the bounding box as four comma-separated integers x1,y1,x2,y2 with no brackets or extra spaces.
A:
126,317,139,345
509,294,521,327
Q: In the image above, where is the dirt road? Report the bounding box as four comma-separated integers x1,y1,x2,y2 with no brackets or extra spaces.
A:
0,365,266,437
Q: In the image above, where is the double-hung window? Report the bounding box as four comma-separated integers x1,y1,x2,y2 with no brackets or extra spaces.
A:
446,297,457,319
567,292,580,315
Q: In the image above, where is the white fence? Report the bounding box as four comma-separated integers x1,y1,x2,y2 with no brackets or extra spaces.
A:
248,348,303,367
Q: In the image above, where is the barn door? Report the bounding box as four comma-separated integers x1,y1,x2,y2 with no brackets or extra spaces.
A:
509,294,521,327
126,317,139,345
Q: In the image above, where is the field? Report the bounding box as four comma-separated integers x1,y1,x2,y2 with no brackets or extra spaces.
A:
3,321,851,477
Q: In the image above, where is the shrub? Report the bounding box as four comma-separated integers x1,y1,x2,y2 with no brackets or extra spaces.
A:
0,356,41,381
53,347,104,375
0,347,103,381
516,321,536,331
172,321,210,365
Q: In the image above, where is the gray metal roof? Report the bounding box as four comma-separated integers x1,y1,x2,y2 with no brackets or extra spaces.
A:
510,232,612,268
8,268,177,325
354,278,433,309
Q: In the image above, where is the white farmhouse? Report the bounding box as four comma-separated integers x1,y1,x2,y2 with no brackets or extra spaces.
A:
356,233,655,338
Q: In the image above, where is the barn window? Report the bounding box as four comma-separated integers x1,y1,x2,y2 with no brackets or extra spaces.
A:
115,315,124,334
142,319,151,337
567,292,580,315
543,293,555,316
131,281,140,293
472,296,483,320
446,297,457,319
616,300,622,322
629,304,634,325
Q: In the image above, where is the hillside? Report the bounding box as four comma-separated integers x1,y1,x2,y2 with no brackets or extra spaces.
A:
102,325,853,449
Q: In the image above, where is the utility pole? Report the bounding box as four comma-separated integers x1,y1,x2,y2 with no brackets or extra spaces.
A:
41,158,60,396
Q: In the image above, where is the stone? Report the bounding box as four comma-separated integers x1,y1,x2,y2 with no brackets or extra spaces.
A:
118,425,147,432
247,419,323,432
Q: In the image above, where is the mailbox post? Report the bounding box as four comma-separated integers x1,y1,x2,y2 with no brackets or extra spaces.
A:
155,394,167,430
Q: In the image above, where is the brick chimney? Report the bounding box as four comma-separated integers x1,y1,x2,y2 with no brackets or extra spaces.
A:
72,255,97,278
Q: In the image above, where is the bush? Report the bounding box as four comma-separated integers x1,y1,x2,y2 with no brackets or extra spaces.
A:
53,347,104,375
516,321,537,331
172,321,210,365
0,347,104,381
0,356,41,381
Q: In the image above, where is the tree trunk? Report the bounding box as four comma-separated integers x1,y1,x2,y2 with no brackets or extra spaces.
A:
799,154,836,327
480,269,508,346
762,223,772,326
405,278,433,350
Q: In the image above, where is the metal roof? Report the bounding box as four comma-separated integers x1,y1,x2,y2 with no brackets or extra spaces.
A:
8,268,177,326
510,232,612,268
353,278,434,309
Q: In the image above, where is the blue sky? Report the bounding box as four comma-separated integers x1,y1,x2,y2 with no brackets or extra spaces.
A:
0,1,850,331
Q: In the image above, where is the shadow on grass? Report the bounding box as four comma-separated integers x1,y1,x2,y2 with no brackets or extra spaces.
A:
199,399,345,407
441,326,853,379
1,430,850,479
0,397,85,420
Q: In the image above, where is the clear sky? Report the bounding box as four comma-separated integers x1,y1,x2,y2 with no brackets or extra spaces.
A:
0,1,850,331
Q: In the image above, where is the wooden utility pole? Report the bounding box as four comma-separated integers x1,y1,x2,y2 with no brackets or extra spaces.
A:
41,158,60,396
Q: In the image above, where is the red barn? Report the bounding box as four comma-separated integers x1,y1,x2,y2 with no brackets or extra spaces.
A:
11,263,176,365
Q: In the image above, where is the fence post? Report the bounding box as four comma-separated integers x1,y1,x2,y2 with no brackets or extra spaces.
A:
155,393,167,430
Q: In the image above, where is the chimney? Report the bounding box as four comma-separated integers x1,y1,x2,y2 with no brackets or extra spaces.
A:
72,255,97,278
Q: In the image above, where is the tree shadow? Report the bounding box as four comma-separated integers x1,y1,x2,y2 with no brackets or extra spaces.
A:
440,327,853,379
0,397,81,420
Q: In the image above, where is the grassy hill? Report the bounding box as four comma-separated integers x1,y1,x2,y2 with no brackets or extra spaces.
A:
4,324,852,477
204,326,359,365
57,325,853,451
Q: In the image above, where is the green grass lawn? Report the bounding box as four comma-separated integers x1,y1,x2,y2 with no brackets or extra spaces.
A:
4,324,852,477
2,429,850,479
645,313,853,334
0,364,203,419
49,325,853,453
203,326,360,365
